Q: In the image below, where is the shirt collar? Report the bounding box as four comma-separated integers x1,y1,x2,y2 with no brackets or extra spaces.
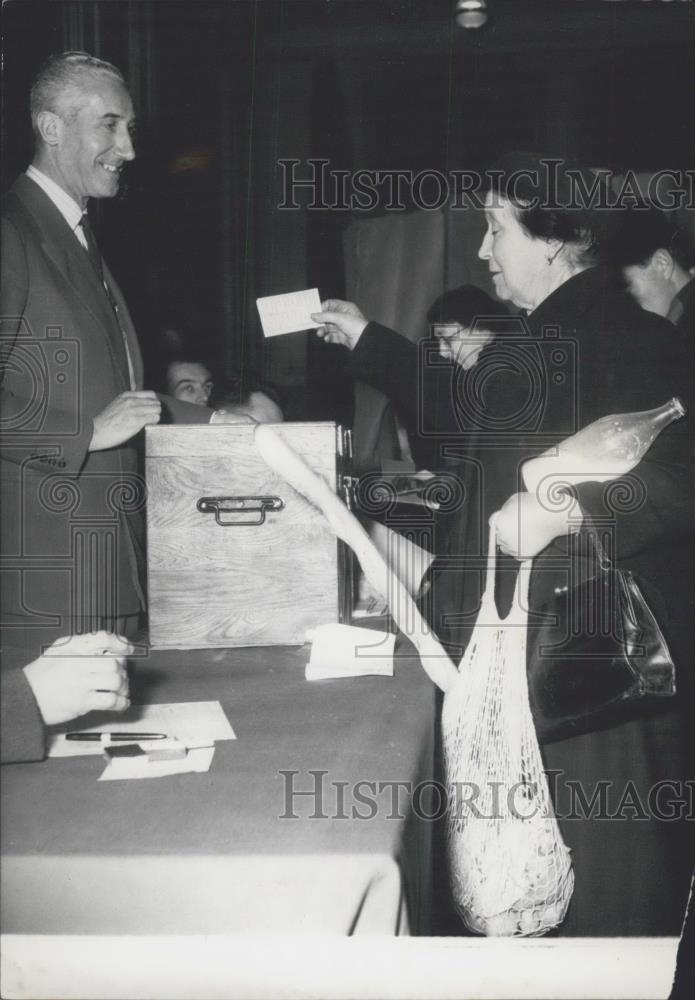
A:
26,165,85,236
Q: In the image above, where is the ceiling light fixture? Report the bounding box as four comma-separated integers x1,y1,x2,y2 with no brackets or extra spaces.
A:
455,0,490,31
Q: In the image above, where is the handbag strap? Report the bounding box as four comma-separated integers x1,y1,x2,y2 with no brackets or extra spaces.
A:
511,559,533,625
482,515,532,626
480,514,500,616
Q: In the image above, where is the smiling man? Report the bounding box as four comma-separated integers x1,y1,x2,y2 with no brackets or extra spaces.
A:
0,52,207,649
0,52,162,646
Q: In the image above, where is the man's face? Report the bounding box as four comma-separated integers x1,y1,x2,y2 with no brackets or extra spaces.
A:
167,362,213,406
54,74,136,206
623,260,673,318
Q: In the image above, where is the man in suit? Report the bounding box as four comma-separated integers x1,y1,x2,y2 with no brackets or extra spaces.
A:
0,51,212,653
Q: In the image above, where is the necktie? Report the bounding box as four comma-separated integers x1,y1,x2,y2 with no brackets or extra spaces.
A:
78,214,104,281
77,214,135,389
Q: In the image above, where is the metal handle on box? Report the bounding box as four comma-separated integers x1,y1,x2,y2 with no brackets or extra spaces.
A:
196,495,284,526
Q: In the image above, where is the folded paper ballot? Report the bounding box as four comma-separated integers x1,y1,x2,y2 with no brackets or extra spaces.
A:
256,288,322,337
99,746,215,782
305,623,395,680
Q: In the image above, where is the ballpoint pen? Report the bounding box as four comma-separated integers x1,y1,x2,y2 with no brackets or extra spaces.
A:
65,732,168,741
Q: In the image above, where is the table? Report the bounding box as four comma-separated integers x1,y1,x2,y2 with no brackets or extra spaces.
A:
1,640,435,938
1,646,683,1000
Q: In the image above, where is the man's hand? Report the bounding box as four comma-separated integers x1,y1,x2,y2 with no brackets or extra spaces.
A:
495,491,583,561
311,299,368,350
89,391,161,451
23,631,133,725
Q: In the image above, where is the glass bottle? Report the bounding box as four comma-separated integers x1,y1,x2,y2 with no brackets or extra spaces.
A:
522,397,686,495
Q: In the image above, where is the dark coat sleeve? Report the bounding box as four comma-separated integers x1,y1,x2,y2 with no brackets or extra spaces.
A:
0,652,46,764
348,322,468,469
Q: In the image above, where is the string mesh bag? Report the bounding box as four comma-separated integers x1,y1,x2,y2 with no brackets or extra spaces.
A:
441,515,574,936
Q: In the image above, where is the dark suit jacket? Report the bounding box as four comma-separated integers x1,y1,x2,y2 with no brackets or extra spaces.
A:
1,175,208,642
0,646,45,764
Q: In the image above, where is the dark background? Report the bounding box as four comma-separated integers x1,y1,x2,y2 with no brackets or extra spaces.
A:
3,0,694,421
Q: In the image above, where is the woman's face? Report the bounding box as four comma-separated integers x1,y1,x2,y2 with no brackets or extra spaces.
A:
478,192,551,311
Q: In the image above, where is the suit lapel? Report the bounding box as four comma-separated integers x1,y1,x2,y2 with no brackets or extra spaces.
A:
12,176,133,388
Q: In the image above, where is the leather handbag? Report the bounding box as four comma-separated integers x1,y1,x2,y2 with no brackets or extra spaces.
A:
526,529,677,744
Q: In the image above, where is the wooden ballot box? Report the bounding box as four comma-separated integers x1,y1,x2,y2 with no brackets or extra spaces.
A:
146,422,354,649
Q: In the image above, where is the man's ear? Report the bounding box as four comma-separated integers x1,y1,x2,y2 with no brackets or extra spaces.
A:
651,248,675,280
35,110,62,147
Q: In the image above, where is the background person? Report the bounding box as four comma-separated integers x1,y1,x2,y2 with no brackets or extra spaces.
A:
164,355,214,406
212,373,284,423
313,284,508,474
610,203,695,334
427,283,505,371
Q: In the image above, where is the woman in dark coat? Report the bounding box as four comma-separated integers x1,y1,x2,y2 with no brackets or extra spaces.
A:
313,153,694,935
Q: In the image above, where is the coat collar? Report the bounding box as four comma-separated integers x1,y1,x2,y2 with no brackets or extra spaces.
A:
528,265,617,329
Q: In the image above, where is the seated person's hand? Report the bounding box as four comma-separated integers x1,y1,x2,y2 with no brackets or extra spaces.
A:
494,491,583,561
90,391,162,451
311,299,368,350
23,631,133,725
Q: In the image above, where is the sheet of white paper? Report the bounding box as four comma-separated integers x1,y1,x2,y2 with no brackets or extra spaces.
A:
47,701,235,757
305,623,395,680
256,288,322,337
98,746,215,781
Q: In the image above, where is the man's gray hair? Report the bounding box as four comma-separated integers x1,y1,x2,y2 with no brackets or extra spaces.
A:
30,51,125,136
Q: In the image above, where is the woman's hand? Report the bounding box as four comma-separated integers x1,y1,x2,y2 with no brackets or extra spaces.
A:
311,299,368,350
495,491,583,560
